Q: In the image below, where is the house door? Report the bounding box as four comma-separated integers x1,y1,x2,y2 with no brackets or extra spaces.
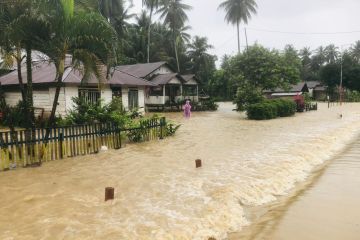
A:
128,89,139,110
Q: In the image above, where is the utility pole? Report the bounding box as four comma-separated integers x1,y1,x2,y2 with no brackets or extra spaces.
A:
340,54,343,105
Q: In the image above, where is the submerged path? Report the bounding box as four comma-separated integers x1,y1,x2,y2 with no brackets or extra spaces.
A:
230,137,360,240
0,103,360,240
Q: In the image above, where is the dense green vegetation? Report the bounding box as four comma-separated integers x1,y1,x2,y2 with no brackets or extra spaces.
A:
208,42,360,104
247,99,296,120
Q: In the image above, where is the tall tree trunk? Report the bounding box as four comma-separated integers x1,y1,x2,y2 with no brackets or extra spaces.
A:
25,46,34,128
48,72,63,129
16,47,27,101
174,36,180,73
237,20,240,54
147,7,153,63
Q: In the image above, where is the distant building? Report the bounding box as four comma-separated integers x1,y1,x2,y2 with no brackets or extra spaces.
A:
264,82,309,99
0,60,155,116
305,81,327,100
118,62,199,109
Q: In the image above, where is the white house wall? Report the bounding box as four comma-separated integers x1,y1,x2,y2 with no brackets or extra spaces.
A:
146,96,165,105
64,86,78,114
5,90,52,110
168,77,181,84
49,87,66,116
138,87,145,111
4,92,22,107
101,86,113,105
121,87,129,110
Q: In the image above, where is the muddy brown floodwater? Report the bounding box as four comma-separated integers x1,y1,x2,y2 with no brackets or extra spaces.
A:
1,102,360,240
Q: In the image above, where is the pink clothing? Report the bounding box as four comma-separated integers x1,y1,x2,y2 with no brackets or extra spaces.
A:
184,101,191,118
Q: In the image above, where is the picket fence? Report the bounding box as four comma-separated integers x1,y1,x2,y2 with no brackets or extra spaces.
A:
0,117,166,171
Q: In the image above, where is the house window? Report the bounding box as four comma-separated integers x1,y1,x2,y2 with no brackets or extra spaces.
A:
149,86,163,96
128,89,139,110
183,85,197,96
112,87,122,98
78,88,101,104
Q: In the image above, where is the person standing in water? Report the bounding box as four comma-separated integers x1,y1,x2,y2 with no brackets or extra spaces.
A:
184,100,192,118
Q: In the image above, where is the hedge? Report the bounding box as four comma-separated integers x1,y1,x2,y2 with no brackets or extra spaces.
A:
246,99,296,120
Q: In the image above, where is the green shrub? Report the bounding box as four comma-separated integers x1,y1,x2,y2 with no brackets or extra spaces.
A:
271,99,296,117
234,84,264,111
345,90,360,102
246,99,296,120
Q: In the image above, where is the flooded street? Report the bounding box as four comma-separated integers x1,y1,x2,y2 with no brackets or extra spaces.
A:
1,102,360,240
230,137,360,240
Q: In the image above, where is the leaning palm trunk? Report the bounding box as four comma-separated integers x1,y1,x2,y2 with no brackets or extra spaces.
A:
41,70,63,162
15,47,27,101
174,35,180,72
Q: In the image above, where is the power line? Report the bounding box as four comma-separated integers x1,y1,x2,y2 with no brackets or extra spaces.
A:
246,27,360,35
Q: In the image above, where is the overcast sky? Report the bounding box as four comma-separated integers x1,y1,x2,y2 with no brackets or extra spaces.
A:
130,0,360,63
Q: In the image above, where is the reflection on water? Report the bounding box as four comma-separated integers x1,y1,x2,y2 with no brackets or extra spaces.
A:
230,138,360,240
0,103,360,240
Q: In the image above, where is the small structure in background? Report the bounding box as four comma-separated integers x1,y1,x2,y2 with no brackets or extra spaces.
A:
264,82,309,99
306,81,327,100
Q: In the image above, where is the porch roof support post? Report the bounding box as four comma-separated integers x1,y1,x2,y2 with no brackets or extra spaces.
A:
162,85,166,105
196,85,199,101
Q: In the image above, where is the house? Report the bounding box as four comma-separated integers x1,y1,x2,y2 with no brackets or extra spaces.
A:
117,62,199,109
0,60,155,117
264,82,309,99
305,81,327,100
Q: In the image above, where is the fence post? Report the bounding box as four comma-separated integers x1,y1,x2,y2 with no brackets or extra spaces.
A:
160,117,166,140
59,132,64,159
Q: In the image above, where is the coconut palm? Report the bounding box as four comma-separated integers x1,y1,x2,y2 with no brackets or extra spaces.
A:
142,0,162,63
0,0,50,127
158,0,192,72
187,36,213,72
324,44,339,64
350,40,360,64
38,0,117,129
218,0,257,54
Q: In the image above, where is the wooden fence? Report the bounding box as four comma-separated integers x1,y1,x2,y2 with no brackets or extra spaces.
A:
0,117,166,172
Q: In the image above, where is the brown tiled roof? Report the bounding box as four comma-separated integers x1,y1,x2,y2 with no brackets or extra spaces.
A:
0,62,154,87
151,73,182,85
117,62,167,78
264,82,309,93
109,70,155,86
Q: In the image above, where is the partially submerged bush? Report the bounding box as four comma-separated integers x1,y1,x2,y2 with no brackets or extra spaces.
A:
246,99,296,120
234,84,264,111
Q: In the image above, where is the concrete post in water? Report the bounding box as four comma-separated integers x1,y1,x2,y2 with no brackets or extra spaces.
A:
105,187,115,201
195,159,202,168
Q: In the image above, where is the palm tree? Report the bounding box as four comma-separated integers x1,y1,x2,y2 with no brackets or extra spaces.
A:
142,0,162,63
158,0,192,72
0,0,50,127
218,0,257,54
38,0,117,129
350,40,360,64
324,44,339,64
187,36,213,72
